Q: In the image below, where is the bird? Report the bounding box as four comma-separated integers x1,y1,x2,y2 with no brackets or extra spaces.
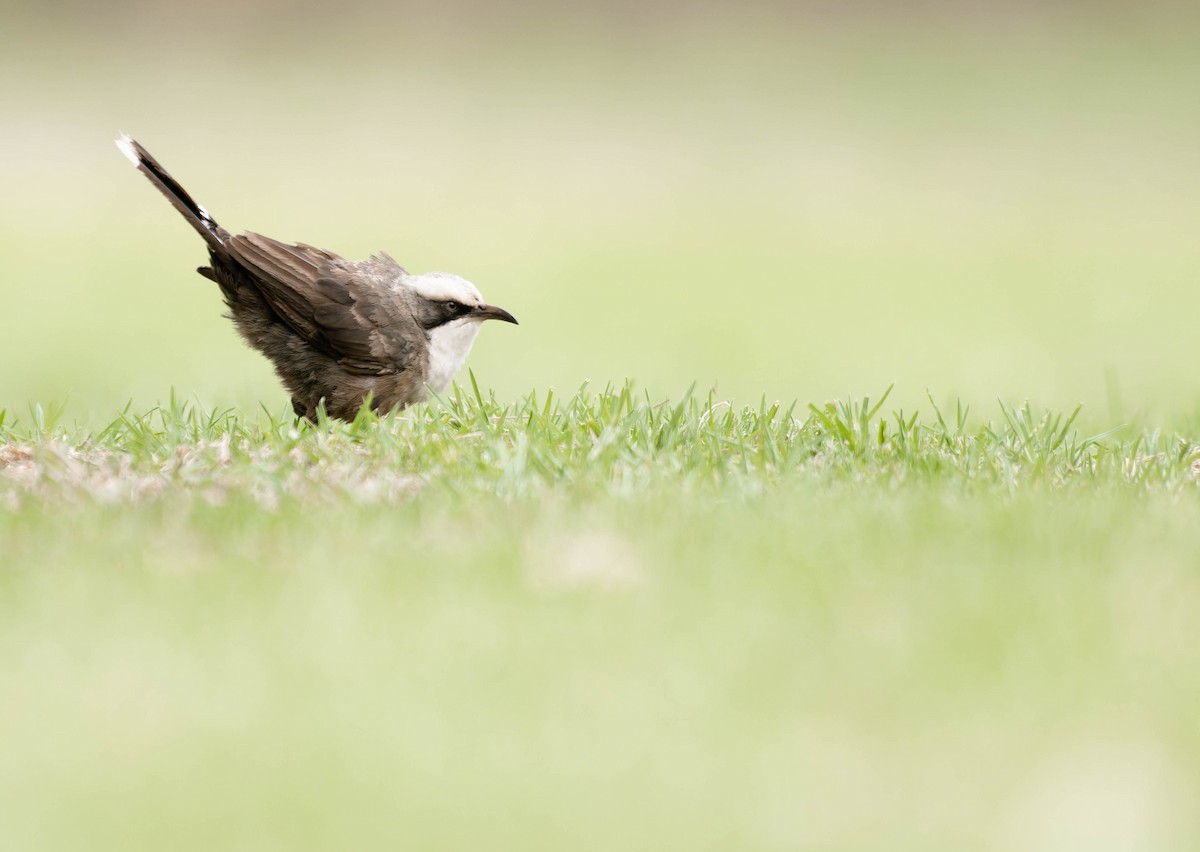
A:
115,135,517,421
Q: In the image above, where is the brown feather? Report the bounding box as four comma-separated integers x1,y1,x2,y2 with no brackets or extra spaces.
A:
121,137,446,420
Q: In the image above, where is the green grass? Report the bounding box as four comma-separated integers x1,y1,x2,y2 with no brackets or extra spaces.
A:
6,6,1200,849
3,385,1200,850
3,382,1197,507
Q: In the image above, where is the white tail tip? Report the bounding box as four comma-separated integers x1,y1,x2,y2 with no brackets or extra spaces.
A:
115,134,140,166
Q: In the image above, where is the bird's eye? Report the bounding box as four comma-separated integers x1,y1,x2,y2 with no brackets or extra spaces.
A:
445,301,460,312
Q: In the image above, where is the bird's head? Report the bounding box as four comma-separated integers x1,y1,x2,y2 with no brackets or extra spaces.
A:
407,271,518,331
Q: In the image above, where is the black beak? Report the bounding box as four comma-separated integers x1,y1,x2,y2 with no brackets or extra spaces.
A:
473,304,519,325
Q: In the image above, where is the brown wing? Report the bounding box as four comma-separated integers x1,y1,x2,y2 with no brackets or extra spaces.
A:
226,232,422,376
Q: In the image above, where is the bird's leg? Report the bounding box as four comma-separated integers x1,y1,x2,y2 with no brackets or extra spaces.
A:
292,398,316,422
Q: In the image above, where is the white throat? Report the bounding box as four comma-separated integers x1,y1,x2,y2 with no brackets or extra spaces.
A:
426,319,483,393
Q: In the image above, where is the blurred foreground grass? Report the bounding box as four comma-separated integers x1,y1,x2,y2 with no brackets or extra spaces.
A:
3,387,1200,849
4,5,1200,849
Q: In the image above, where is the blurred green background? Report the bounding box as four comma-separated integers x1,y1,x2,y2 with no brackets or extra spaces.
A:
6,5,1200,850
3,0,1199,425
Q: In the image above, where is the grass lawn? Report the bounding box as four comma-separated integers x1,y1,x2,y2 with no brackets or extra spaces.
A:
4,5,1200,849
3,388,1200,850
